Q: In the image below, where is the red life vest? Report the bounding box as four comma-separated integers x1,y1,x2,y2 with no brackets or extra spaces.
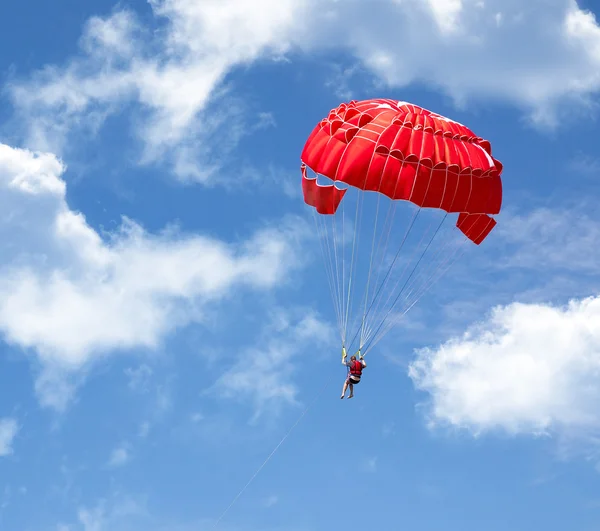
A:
350,360,363,376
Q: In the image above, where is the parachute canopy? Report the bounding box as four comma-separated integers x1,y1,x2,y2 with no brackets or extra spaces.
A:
301,99,504,354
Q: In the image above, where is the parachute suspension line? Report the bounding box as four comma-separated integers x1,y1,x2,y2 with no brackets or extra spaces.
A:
346,195,369,351
341,187,346,346
364,211,449,346
342,183,366,347
406,200,498,315
381,219,456,328
311,209,344,342
317,210,344,340
211,374,334,529
375,231,462,346
330,184,345,345
363,214,449,351
366,209,422,341
404,233,467,313
399,224,463,312
360,207,438,346
323,208,346,342
358,186,385,350
362,213,449,355
372,197,404,279
368,199,400,302
338,181,352,347
358,160,410,349
366,232,470,354
344,206,422,354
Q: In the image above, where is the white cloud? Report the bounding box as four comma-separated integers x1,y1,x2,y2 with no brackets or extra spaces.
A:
493,206,600,273
108,444,130,467
154,383,173,417
565,5,600,62
60,493,219,531
382,421,395,437
568,152,600,177
424,0,464,33
138,422,150,438
130,378,174,439
211,309,334,420
125,364,153,393
409,296,600,454
0,143,308,409
74,496,150,531
263,494,279,508
0,418,18,456
306,0,600,126
9,0,600,175
362,456,378,472
190,412,204,423
8,1,301,178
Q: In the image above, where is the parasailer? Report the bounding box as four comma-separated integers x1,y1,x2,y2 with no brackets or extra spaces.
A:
340,347,366,399
301,99,504,381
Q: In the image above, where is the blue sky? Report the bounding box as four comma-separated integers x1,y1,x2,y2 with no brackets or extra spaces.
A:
2,0,600,530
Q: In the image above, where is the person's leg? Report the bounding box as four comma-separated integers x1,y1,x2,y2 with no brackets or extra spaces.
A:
341,380,348,399
348,382,354,398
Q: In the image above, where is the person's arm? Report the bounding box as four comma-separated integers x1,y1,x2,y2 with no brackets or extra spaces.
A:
357,351,367,367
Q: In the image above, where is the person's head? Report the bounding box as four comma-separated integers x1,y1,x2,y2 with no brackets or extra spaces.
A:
350,355,357,361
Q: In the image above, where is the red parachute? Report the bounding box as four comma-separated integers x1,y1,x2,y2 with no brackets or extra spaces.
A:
301,99,503,354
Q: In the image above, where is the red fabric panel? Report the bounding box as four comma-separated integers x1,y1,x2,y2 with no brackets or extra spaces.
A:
301,165,346,215
456,213,497,245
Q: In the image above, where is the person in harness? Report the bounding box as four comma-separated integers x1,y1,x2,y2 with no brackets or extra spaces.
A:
340,347,367,399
